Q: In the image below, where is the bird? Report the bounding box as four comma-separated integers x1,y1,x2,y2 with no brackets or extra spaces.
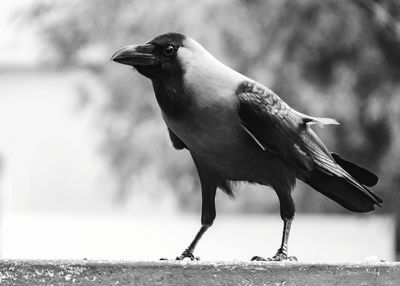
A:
111,32,382,261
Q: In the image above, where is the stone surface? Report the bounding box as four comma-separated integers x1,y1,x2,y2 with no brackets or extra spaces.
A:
0,260,400,285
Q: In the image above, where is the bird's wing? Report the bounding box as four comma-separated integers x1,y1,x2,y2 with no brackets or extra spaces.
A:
236,81,339,172
168,128,187,150
236,81,381,208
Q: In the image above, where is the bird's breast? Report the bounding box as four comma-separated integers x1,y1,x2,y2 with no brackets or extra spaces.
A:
161,53,270,178
164,57,246,151
164,96,240,151
163,94,265,180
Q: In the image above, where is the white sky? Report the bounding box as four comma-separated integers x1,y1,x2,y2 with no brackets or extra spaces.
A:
0,0,39,65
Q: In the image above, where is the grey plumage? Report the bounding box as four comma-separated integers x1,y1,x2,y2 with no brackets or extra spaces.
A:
111,32,381,261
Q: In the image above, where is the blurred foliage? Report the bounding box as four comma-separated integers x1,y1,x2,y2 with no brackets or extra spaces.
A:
22,0,400,223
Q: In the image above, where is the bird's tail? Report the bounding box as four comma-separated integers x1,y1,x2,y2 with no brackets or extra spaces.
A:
303,155,382,213
331,153,378,187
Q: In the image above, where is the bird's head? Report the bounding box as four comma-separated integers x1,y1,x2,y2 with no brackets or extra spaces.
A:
111,32,189,80
111,33,243,116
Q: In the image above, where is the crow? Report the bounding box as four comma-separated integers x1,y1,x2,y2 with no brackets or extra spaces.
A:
111,33,381,261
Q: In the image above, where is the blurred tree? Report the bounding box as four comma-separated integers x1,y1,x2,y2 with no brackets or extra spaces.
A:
22,0,400,250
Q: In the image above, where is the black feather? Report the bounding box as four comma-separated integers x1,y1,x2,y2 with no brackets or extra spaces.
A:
218,180,236,198
149,32,186,48
305,169,381,212
331,153,379,187
236,81,314,171
235,81,382,209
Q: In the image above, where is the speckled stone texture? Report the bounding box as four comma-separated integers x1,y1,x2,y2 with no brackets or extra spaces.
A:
0,260,399,285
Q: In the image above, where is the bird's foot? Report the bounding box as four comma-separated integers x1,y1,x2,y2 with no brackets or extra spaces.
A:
175,249,200,261
270,251,297,261
251,250,297,262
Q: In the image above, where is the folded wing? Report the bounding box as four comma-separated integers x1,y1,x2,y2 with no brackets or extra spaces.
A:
235,81,381,212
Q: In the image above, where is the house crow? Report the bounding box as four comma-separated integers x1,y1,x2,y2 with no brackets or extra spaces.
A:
111,33,382,261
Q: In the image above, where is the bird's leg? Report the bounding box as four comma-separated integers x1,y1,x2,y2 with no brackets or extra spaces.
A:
271,218,297,261
176,225,209,260
252,189,297,262
176,179,217,261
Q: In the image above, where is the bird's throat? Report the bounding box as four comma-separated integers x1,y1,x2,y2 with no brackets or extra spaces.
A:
152,81,191,118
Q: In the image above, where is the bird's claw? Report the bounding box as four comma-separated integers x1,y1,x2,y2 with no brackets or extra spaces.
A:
251,255,267,261
176,249,200,261
251,252,298,262
270,252,298,261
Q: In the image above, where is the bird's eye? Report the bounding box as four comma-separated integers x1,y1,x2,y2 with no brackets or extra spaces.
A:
163,45,175,57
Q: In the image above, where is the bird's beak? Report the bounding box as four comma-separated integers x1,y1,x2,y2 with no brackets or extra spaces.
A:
110,44,159,66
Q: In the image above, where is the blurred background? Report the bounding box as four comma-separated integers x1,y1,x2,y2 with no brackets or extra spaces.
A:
0,0,398,261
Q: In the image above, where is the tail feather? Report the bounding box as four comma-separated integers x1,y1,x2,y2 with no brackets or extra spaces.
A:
331,153,379,187
304,169,382,213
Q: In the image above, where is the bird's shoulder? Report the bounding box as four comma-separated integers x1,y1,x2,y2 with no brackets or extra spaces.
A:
235,80,338,131
235,81,299,128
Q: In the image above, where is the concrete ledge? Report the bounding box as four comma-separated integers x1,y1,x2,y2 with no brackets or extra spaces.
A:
1,260,400,285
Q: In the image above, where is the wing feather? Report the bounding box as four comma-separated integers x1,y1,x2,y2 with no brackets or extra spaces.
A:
235,81,382,207
235,81,380,204
236,81,322,171
235,81,353,178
